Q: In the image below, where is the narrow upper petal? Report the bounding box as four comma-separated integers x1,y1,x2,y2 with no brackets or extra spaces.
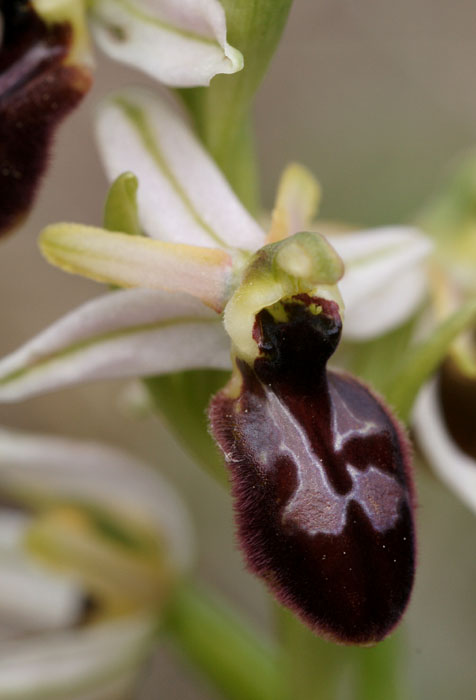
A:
0,424,192,571
95,87,266,250
40,223,233,311
327,227,433,339
0,613,155,700
0,288,231,403
0,1,92,237
413,380,476,513
89,0,243,87
0,511,84,632
267,163,321,243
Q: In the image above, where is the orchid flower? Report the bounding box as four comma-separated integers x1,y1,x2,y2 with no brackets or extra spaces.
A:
0,87,432,400
0,424,192,699
0,86,435,645
0,0,242,236
411,160,476,514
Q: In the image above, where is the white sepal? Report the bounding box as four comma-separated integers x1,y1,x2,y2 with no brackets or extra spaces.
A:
0,289,231,403
413,380,476,514
328,226,433,339
90,0,243,87
0,613,155,700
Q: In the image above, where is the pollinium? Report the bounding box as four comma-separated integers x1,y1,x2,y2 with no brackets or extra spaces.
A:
210,294,416,645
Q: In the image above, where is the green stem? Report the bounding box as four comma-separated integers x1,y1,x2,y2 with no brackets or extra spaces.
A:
182,0,294,209
349,631,410,700
164,579,282,700
277,607,410,700
277,608,347,700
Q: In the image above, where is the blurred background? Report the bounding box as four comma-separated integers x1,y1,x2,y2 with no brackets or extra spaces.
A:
1,0,475,697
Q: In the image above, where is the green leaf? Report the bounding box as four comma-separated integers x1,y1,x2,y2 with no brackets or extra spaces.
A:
417,151,476,244
182,0,294,210
385,298,476,421
103,171,142,236
145,369,231,486
335,317,417,396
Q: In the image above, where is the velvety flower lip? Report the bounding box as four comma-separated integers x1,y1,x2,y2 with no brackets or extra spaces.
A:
210,294,416,645
0,0,92,237
0,425,192,698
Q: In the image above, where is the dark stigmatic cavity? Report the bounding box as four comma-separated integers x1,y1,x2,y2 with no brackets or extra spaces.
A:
210,295,416,645
0,1,92,236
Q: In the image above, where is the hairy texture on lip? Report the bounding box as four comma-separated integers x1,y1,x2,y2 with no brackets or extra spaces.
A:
0,1,91,237
210,296,416,645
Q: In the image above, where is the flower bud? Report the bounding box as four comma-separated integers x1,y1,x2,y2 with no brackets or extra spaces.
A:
210,292,416,645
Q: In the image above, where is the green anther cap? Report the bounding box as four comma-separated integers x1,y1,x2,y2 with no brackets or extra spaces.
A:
224,231,345,364
272,231,344,289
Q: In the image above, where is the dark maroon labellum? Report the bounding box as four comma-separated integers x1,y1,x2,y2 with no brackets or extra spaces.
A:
0,1,92,236
210,295,416,645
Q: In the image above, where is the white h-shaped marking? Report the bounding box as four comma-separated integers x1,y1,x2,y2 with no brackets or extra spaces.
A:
262,389,403,536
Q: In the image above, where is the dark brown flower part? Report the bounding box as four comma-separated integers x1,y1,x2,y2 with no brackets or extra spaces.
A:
438,358,476,461
210,295,416,645
0,1,92,237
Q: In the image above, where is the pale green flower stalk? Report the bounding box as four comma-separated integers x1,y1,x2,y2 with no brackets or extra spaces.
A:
181,0,294,209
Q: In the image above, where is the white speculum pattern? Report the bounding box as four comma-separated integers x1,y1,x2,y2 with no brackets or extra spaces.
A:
263,390,403,536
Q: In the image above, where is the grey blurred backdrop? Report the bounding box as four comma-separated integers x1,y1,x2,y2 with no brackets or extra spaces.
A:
1,1,475,697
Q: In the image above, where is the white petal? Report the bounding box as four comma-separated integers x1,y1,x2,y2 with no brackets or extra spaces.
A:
0,614,155,700
0,288,231,402
327,226,433,339
0,425,193,571
89,0,243,87
95,87,265,250
40,223,233,312
267,163,321,243
413,380,476,513
0,511,83,632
